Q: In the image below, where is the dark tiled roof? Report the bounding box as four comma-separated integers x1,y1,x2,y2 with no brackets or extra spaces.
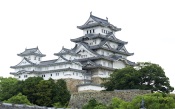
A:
71,33,127,44
34,68,86,74
18,47,46,57
39,59,58,65
90,45,134,56
77,83,103,87
10,58,36,68
54,47,79,56
77,14,121,32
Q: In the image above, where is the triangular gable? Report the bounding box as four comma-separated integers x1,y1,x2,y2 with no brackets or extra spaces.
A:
55,56,67,63
83,61,97,67
84,17,97,25
35,49,42,54
119,46,128,53
108,33,117,41
102,41,112,49
75,44,97,57
16,58,33,66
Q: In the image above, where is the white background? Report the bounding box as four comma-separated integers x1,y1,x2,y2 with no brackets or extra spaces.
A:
0,0,174,93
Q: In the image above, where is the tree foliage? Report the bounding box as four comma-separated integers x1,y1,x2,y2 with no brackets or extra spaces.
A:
4,93,31,105
22,77,43,104
82,98,105,109
103,62,174,93
0,77,19,101
83,93,175,109
0,77,70,107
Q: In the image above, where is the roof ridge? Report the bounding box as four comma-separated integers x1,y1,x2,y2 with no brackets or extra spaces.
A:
40,59,57,63
90,14,108,22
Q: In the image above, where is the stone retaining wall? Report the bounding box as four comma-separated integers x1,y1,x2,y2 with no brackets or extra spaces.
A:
69,90,151,108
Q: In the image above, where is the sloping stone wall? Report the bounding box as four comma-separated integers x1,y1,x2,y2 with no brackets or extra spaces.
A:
64,79,83,93
69,90,151,108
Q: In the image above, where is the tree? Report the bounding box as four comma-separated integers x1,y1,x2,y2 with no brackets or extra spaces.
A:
138,62,174,93
4,93,31,105
35,79,53,106
0,77,19,101
103,66,140,91
21,77,43,104
103,62,174,93
82,98,104,109
130,93,175,109
82,93,175,109
33,78,70,107
52,79,70,107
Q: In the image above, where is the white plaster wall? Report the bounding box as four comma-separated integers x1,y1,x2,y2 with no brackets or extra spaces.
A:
78,85,105,92
96,49,113,56
40,71,84,80
92,69,111,78
113,61,126,69
95,59,112,68
27,55,41,64
83,26,112,35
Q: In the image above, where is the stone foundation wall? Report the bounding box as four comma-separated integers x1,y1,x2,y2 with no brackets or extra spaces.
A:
91,77,104,84
64,79,83,93
69,90,151,108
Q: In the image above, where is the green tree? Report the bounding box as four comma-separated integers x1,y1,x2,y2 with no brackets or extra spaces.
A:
82,98,99,109
0,77,19,101
130,93,175,109
4,93,31,105
52,79,70,107
35,79,53,106
138,62,174,93
33,78,70,107
22,77,43,104
103,62,174,93
103,66,140,91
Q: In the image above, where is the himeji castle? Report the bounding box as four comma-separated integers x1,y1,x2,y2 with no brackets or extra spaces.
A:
10,13,135,92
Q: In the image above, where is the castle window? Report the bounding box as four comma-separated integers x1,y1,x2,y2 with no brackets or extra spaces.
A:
34,56,36,60
87,30,88,34
56,73,59,76
93,29,95,33
19,76,20,78
94,40,96,44
24,75,28,78
38,58,40,61
50,74,52,76
90,30,91,33
103,62,106,66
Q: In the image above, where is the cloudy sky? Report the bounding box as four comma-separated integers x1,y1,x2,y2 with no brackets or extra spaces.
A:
0,0,174,92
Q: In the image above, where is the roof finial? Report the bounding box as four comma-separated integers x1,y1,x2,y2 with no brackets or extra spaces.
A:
106,17,108,21
90,11,92,15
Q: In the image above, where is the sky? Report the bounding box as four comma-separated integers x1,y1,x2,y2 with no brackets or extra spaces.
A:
0,0,174,93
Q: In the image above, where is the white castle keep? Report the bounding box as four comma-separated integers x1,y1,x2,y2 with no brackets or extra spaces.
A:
10,13,135,92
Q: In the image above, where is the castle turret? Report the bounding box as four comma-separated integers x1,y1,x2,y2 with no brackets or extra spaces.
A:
17,47,45,64
77,13,121,35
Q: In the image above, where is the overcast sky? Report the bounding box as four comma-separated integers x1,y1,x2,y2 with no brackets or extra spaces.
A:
0,0,174,92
